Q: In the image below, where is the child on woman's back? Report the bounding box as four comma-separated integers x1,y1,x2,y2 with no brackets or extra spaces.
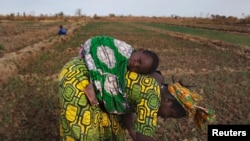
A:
81,36,159,114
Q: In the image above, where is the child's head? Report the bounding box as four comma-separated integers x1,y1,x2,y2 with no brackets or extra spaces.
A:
127,49,159,74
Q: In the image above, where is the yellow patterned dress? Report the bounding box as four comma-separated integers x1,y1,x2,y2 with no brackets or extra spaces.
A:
125,71,161,137
58,57,161,140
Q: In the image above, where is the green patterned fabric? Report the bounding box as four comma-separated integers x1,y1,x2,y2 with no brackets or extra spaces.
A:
168,82,216,130
58,57,161,140
58,57,125,141
81,36,135,114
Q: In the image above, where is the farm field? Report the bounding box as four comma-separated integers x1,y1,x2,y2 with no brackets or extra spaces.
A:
0,17,250,141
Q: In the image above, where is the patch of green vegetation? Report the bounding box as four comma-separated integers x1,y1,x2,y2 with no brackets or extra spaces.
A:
141,22,250,47
0,43,5,50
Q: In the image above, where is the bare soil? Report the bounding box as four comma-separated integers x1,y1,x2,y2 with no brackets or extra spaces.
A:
0,17,249,141
0,20,83,87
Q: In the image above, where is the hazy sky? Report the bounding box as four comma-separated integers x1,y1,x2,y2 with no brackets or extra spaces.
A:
0,0,249,18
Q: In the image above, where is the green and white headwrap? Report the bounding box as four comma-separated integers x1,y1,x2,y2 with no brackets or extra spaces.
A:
80,36,135,114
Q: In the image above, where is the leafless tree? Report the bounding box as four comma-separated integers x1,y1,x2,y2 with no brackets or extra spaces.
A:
75,8,82,17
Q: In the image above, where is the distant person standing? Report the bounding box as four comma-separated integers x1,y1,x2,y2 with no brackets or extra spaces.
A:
58,24,67,35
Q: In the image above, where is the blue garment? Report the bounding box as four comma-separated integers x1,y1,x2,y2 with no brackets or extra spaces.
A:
58,28,67,35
